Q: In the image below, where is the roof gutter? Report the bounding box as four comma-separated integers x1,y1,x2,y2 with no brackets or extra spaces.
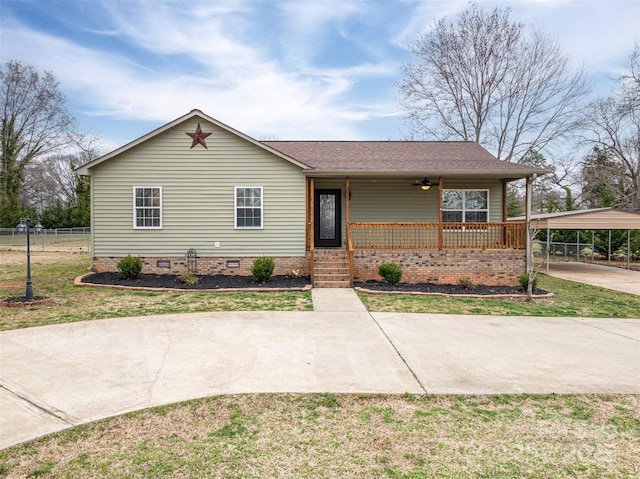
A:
303,169,546,179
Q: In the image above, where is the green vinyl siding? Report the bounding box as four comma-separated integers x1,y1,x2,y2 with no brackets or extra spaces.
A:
91,118,306,257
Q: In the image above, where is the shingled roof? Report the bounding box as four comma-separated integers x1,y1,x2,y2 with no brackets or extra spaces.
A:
263,141,546,179
75,109,546,180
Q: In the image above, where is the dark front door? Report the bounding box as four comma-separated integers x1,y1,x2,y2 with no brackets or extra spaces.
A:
314,189,342,248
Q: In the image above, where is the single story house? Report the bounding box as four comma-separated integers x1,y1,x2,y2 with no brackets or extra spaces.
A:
76,109,546,287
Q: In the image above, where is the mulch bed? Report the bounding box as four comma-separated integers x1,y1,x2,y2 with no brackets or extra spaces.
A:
354,280,549,296
79,272,549,296
81,272,311,290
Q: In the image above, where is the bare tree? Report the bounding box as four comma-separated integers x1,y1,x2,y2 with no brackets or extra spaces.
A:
398,5,590,164
1,60,75,226
21,156,78,210
583,45,640,210
21,132,102,213
621,43,640,109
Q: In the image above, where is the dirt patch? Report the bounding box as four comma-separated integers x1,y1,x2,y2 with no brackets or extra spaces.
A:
0,296,55,307
0,249,88,267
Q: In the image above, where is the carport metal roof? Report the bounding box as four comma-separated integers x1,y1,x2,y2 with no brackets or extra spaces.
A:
509,208,640,230
509,207,640,270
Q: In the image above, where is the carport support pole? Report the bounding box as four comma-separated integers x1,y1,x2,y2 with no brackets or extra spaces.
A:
628,230,631,269
592,231,595,263
546,227,550,274
576,230,580,262
608,230,612,266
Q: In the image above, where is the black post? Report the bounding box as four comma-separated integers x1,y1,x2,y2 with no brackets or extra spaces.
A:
25,219,33,300
19,218,34,300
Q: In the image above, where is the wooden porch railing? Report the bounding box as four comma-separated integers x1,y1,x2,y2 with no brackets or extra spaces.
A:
349,222,526,249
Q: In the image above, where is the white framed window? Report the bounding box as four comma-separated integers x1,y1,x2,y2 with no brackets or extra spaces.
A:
442,189,488,223
235,186,263,229
133,186,162,229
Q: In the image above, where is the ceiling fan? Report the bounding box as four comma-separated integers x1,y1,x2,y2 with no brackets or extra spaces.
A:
412,177,432,191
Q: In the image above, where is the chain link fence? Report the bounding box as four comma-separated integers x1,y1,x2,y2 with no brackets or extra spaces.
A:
0,227,91,252
534,239,637,270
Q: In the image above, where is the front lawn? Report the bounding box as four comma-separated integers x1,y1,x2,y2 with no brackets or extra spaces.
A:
0,250,312,331
1,393,638,478
358,274,640,318
2,249,638,332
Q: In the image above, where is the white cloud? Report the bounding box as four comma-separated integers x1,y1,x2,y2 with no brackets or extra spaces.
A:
4,0,635,146
393,0,469,48
0,4,398,141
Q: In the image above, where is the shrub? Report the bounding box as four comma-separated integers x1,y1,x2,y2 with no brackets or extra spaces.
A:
117,255,142,280
378,262,402,285
457,277,477,290
251,256,275,282
519,273,538,290
581,247,593,256
179,273,199,286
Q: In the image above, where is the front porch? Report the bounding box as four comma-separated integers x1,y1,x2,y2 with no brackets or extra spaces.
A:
306,177,528,287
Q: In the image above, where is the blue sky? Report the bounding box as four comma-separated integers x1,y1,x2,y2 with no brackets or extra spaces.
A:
1,0,638,154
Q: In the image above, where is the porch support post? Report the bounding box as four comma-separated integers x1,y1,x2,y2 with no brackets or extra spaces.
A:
502,180,508,221
438,176,443,249
345,177,353,286
309,177,315,284
345,177,350,244
525,174,535,273
502,180,508,247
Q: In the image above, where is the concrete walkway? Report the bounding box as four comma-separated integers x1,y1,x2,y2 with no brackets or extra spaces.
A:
1,288,638,449
547,262,640,296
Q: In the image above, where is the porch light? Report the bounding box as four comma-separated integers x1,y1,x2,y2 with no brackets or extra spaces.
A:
413,178,432,190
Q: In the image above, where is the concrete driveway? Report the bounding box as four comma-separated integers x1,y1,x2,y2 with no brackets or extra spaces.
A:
1,289,639,449
547,262,640,296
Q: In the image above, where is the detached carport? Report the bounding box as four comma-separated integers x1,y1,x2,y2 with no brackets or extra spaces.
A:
510,208,640,272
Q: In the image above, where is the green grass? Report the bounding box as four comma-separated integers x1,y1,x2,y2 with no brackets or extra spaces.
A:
2,250,639,332
1,394,638,478
359,275,640,318
0,250,312,331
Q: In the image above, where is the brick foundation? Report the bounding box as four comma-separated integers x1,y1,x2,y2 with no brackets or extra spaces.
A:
93,248,525,286
92,254,310,277
352,248,525,286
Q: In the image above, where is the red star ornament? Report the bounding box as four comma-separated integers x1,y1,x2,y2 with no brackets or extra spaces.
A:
186,123,211,149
